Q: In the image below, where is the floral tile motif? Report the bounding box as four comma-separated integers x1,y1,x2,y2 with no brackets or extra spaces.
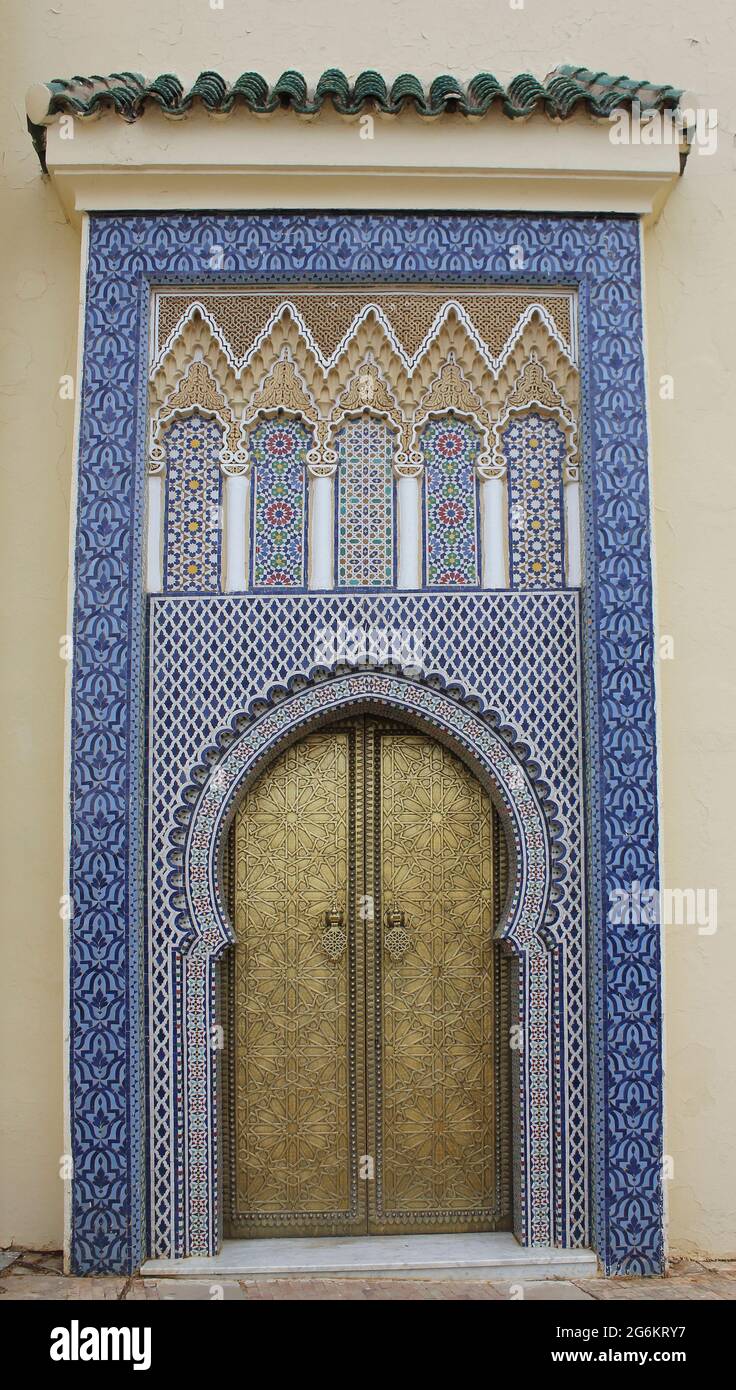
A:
421,414,481,586
250,415,309,588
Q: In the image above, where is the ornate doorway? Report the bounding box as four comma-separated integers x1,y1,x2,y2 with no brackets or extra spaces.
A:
223,715,512,1238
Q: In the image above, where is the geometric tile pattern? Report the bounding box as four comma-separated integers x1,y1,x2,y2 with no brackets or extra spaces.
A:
69,213,661,1277
504,412,566,589
421,414,481,586
148,590,585,1258
336,414,395,587
163,413,224,591
249,415,309,587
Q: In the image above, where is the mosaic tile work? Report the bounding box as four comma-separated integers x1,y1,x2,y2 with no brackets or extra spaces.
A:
336,414,395,587
148,591,586,1259
249,415,309,587
71,213,661,1277
421,414,481,586
163,413,224,591
503,413,567,589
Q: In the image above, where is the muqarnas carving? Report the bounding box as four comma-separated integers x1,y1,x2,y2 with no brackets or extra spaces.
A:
148,293,580,592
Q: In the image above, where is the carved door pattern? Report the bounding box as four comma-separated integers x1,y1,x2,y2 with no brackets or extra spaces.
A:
224,718,511,1238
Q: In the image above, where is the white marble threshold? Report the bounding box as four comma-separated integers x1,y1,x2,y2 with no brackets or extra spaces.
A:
142,1232,598,1281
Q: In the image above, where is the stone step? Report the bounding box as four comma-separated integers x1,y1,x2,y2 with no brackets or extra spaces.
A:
142,1233,598,1282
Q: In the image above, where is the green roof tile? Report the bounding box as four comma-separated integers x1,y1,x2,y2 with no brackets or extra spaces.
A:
25,63,684,172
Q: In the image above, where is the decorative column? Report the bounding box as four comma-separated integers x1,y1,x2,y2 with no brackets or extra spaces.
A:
395,451,423,589
564,461,582,587
221,461,250,592
478,462,508,589
145,453,165,593
307,445,337,589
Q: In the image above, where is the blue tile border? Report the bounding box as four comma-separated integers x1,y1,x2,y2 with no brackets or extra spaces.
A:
70,212,661,1274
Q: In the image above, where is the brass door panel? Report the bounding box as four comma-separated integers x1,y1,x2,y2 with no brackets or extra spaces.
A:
366,726,499,1232
225,727,366,1236
225,717,509,1238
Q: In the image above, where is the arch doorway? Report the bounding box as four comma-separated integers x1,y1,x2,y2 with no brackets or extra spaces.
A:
221,714,513,1238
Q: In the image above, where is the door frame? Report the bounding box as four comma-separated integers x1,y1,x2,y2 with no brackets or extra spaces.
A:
66,212,662,1275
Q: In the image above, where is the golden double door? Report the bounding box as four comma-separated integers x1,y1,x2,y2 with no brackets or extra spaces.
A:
223,717,511,1237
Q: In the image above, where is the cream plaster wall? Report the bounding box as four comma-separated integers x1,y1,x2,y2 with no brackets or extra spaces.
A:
1,0,733,1257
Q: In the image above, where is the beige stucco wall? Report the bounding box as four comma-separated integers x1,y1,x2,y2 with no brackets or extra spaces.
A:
1,0,733,1257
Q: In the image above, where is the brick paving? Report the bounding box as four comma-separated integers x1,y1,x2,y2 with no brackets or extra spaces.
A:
0,1251,734,1300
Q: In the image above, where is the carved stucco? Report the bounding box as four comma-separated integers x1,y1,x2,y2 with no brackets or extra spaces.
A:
148,295,580,471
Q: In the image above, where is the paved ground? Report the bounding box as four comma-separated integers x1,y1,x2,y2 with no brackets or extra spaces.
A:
1,1250,735,1299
